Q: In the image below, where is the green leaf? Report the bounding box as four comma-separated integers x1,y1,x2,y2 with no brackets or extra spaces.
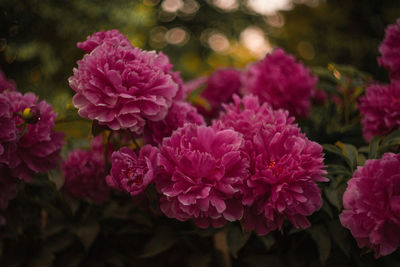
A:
259,234,275,251
323,144,352,171
308,225,331,265
226,224,251,258
368,136,381,159
73,221,100,250
326,164,352,176
138,225,177,258
340,143,358,171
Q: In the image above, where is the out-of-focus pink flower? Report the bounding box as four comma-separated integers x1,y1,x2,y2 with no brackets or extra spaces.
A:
145,101,205,145
358,82,400,141
313,89,327,105
107,145,159,196
0,70,16,93
156,124,249,228
340,153,400,258
77,29,132,53
241,48,317,118
1,92,64,182
215,95,327,235
378,19,400,80
195,68,242,116
0,164,18,210
62,136,109,203
69,34,179,134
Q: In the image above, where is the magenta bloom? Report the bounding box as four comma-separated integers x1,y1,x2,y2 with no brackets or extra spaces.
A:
77,29,132,53
107,145,158,196
215,95,327,235
0,71,16,93
69,32,179,134
0,164,18,210
378,19,400,80
241,48,317,118
358,82,400,141
340,153,400,258
145,101,205,145
214,95,294,150
1,92,64,181
156,124,249,228
62,136,108,203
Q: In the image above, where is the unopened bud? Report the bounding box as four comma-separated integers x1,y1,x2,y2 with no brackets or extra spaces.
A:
22,106,40,124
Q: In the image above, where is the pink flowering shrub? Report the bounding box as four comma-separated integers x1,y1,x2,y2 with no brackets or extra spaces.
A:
145,101,205,145
0,91,64,181
378,19,400,80
215,95,327,234
340,153,400,258
156,124,249,228
358,82,400,141
69,30,179,134
241,48,317,118
106,145,159,196
62,136,109,203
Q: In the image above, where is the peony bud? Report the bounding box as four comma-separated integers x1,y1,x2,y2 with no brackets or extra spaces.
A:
22,106,40,124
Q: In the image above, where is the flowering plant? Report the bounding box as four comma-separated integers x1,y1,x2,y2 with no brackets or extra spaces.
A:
1,22,400,267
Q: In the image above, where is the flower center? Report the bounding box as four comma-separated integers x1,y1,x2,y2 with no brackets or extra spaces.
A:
267,160,283,176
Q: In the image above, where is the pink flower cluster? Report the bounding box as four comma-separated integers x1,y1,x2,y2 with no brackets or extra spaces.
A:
340,153,400,258
0,91,64,181
69,30,181,134
215,95,327,234
358,82,400,141
241,48,317,118
62,136,109,203
70,31,327,234
0,72,64,209
378,19,400,80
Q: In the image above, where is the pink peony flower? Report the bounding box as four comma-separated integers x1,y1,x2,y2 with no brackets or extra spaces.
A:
378,19,400,80
62,136,109,203
145,101,205,145
215,95,327,235
69,34,179,134
241,48,317,118
213,94,294,150
106,145,159,196
0,70,16,93
156,124,249,228
77,29,132,53
358,82,400,141
0,164,18,210
0,92,64,181
340,153,400,258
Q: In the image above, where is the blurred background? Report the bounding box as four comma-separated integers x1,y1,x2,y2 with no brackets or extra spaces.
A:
0,0,399,104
